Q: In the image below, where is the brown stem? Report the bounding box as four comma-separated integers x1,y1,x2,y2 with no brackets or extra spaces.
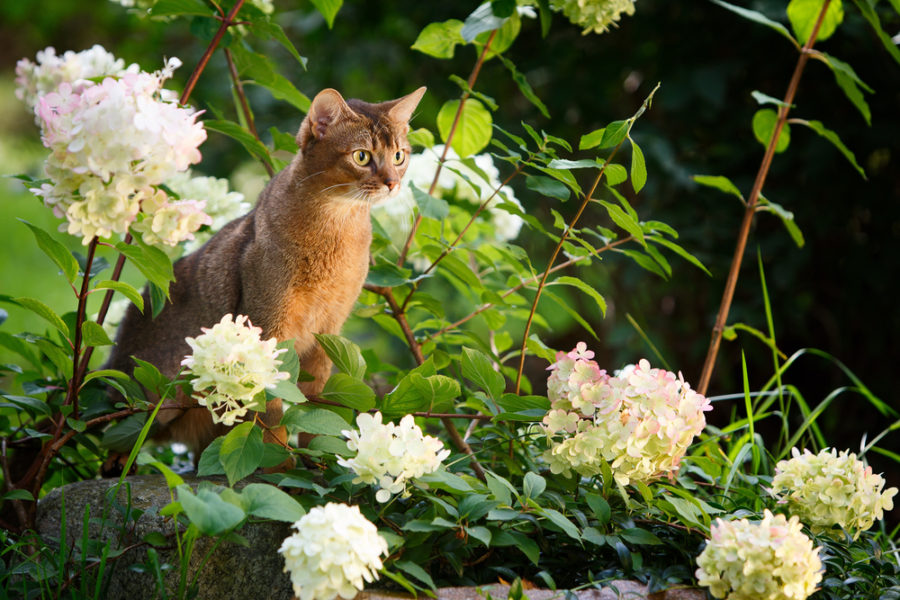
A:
1,438,28,530
696,0,833,396
514,145,629,393
65,236,99,418
180,0,247,106
397,30,498,267
224,48,274,177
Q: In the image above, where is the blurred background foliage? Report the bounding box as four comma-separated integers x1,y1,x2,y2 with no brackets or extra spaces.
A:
0,0,897,480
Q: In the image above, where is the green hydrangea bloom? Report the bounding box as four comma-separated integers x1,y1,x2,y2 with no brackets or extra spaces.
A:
550,0,636,35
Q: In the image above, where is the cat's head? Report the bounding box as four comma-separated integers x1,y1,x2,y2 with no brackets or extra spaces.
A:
294,87,426,204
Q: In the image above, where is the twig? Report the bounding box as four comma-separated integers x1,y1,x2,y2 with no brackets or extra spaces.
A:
180,0,247,106
696,0,834,396
224,48,274,177
397,30,498,267
66,236,99,418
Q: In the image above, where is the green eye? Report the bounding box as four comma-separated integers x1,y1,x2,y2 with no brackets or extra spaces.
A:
392,149,406,165
352,150,371,166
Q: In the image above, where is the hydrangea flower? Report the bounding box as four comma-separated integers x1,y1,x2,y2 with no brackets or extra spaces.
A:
22,50,207,244
771,447,898,539
15,44,139,116
181,314,290,426
130,187,212,246
338,412,450,502
164,170,251,252
696,510,823,600
279,503,388,600
550,0,636,35
541,345,711,485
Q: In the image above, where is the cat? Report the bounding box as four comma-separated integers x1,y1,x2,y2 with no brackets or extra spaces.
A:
105,86,426,457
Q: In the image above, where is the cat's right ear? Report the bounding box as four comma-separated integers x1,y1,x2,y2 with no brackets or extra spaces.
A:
297,88,353,148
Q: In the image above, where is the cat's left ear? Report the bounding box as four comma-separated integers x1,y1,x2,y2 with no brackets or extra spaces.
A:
388,87,426,123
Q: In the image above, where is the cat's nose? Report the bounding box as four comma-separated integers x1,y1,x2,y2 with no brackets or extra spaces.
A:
384,178,399,192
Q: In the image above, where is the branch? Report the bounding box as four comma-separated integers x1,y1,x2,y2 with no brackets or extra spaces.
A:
180,0,247,106
696,0,834,395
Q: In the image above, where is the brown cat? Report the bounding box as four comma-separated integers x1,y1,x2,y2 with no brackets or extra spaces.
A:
106,87,426,455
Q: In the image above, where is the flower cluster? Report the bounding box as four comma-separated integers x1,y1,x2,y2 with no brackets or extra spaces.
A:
279,503,388,600
21,47,207,244
181,314,290,426
541,344,711,485
550,0,636,35
696,510,823,600
15,44,138,116
165,170,251,252
373,145,524,267
771,447,898,539
338,412,450,502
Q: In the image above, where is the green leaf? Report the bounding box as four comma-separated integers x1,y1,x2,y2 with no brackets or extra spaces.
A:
497,55,550,118
600,200,645,247
276,340,300,382
750,90,794,109
197,437,225,476
249,21,308,69
411,19,465,59
461,2,505,42
81,321,113,347
630,139,647,193
418,468,473,493
310,0,343,28
787,0,844,44
579,128,606,150
692,175,744,202
240,483,305,522
710,0,798,47
548,276,607,318
93,280,144,314
148,0,212,17
269,379,307,405
230,45,311,113
1,394,51,417
410,374,460,410
757,196,805,247
523,472,546,499
314,334,366,379
484,471,515,505
603,163,628,186
751,109,790,153
220,422,264,486
793,119,866,179
176,486,245,536
525,175,570,202
850,0,900,66
12,297,70,339
599,120,629,149
497,531,539,564
394,560,436,591
20,221,78,283
280,405,350,436
822,53,871,125
321,373,375,411
538,507,581,541
619,527,663,546
460,347,505,401
137,452,185,489
2,489,34,502
646,235,712,276
115,237,175,297
204,119,274,169
81,368,130,387
585,493,611,525
410,182,449,220
436,99,493,158
407,128,435,149
382,363,436,416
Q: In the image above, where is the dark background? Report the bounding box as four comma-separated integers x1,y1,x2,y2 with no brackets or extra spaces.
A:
1,1,897,486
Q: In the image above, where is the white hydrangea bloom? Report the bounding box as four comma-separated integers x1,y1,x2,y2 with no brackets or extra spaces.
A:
542,345,711,486
550,0,636,35
130,187,212,246
771,447,897,539
338,412,450,502
181,314,290,426
15,44,139,117
23,51,207,245
164,170,251,252
696,510,823,600
279,503,388,600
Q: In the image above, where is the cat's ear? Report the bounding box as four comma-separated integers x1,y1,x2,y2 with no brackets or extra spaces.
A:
298,88,356,147
387,87,426,124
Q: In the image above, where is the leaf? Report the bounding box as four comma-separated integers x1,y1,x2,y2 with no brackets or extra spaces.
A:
646,235,712,276
20,221,78,283
548,276,607,317
585,493,611,525
547,158,599,170
382,363,436,416
2,489,35,502
137,452,185,489
579,128,606,150
523,472,546,499
630,139,647,193
230,45,311,113
497,55,550,118
240,483,305,522
93,280,144,314
80,321,113,348
314,334,366,379
204,120,274,169
692,175,744,202
411,19,465,59
793,119,866,179
538,507,581,541
460,347,505,401
12,297,70,340
525,175,570,202
461,2,506,42
484,471,515,505
751,90,794,109
599,120,629,149
751,109,790,153
394,560,436,591
148,0,212,17
410,374,460,410
249,21,308,69
436,99,493,158
600,200,645,247
280,405,350,436
320,373,375,411
407,128,435,148
1,394,51,417
757,196,805,247
115,238,174,297
710,0,798,47
310,0,343,28
849,0,900,66
417,468,474,493
410,182,449,220
822,53,871,125
176,486,245,536
787,0,844,44
603,163,628,186
81,368,130,387
619,527,664,546
197,437,225,476
367,258,412,287
220,422,264,486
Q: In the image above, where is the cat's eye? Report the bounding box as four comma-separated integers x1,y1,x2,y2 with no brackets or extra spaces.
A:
392,150,406,165
352,150,371,166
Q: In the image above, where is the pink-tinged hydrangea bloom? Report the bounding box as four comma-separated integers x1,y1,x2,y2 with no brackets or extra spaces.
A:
21,49,207,245
771,447,898,539
543,348,711,486
130,188,212,247
279,503,388,600
696,510,823,600
338,412,450,503
181,314,290,426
